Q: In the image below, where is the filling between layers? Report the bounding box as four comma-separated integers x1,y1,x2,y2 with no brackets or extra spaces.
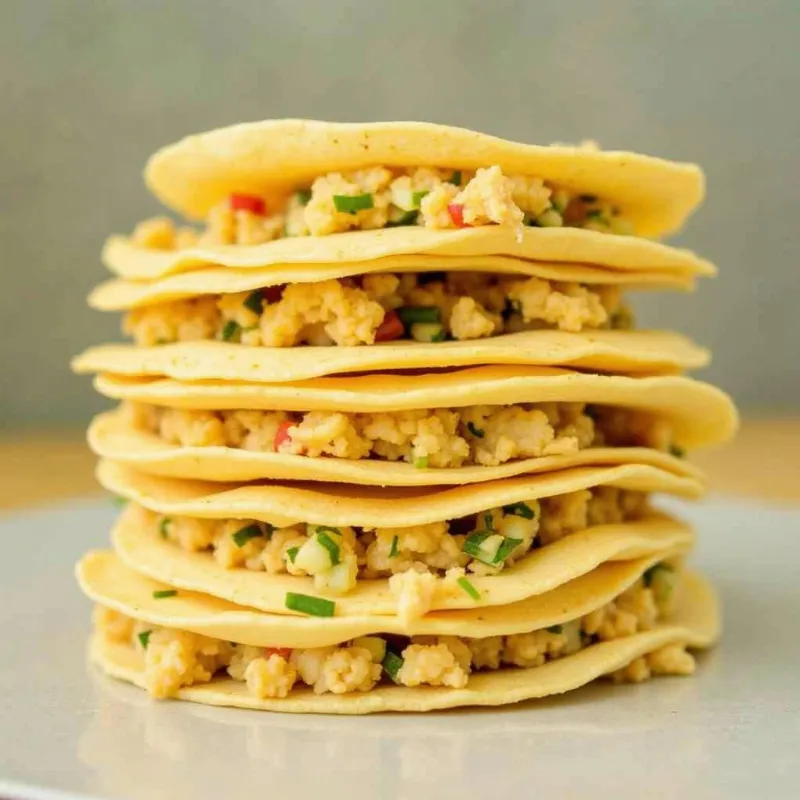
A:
123,273,633,348
93,563,689,700
134,486,649,603
130,164,634,250
124,400,677,469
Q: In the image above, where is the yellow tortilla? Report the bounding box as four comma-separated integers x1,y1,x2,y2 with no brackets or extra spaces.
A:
111,504,693,616
94,365,737,440
91,256,699,313
144,119,704,237
102,229,714,283
89,365,736,487
88,408,706,486
78,549,681,646
71,330,710,382
98,458,704,528
101,460,699,615
88,570,718,714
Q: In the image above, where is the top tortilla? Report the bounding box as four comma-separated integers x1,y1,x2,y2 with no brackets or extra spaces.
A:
144,120,704,238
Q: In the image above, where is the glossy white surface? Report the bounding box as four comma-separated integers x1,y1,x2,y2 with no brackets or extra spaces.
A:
0,495,798,800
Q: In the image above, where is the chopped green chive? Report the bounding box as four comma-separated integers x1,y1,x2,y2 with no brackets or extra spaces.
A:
316,531,341,565
389,535,399,558
669,444,686,458
457,576,480,601
286,547,299,564
643,562,673,587
152,590,177,599
585,209,605,220
447,170,462,186
333,193,373,214
579,194,598,203
243,290,264,315
411,189,429,206
413,455,429,469
232,523,263,548
220,320,241,342
285,592,335,617
462,531,492,560
158,517,171,539
494,537,522,563
387,209,419,227
382,650,404,682
111,495,128,508
467,422,485,439
546,624,563,634
502,502,535,520
138,630,152,649
483,511,494,530
311,525,342,537
295,189,312,206
397,305,441,325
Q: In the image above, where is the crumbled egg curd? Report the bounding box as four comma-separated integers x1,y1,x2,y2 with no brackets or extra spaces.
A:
129,165,633,253
124,399,673,469
93,567,691,700
122,272,630,349
141,486,649,601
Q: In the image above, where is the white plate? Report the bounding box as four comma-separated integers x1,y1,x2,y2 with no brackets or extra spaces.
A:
0,494,798,800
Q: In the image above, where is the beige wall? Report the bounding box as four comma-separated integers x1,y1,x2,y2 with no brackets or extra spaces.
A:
1,0,798,425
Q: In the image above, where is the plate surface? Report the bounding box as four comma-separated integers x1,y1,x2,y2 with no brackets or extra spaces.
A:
0,494,798,800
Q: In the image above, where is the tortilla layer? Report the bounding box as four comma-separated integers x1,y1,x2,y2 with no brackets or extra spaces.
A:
103,228,714,283
78,549,683,647
144,119,704,238
105,476,696,615
93,364,736,438
91,258,699,314
88,570,717,714
71,331,710,382
98,458,704,528
89,408,705,486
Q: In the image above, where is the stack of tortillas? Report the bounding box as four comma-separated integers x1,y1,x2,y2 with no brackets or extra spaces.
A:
72,120,736,714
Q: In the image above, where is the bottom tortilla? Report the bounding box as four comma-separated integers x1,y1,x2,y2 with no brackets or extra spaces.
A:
89,570,718,715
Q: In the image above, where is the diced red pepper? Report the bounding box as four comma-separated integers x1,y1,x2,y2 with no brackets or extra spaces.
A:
447,203,470,228
274,421,295,451
230,193,266,215
264,647,292,660
374,310,405,342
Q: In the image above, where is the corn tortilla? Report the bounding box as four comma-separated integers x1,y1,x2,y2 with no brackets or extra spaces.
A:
93,366,736,442
78,549,684,647
90,255,699,312
101,462,699,615
88,408,706,486
144,119,704,237
103,228,714,283
72,330,710,382
88,570,717,714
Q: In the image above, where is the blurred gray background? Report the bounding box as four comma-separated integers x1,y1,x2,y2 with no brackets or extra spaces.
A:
1,0,798,427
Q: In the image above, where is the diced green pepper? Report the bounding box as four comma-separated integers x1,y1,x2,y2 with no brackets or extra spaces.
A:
333,193,374,214
397,306,441,325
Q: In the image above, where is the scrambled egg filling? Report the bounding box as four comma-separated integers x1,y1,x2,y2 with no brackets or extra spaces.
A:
93,564,691,700
123,273,632,348
137,486,650,598
125,400,674,468
130,166,634,253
